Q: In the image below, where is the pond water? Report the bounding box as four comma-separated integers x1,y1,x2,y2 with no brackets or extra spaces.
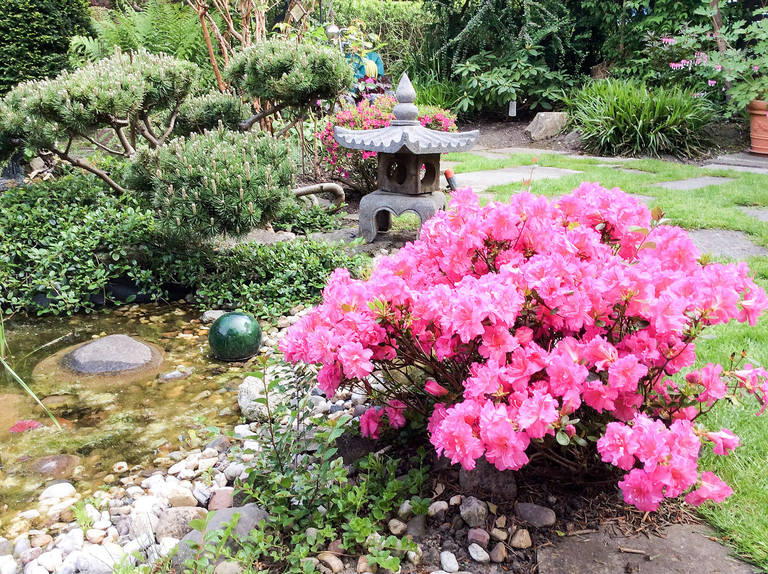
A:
0,303,247,532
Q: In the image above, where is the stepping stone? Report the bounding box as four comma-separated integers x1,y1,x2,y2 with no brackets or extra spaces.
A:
705,151,768,174
596,164,650,175
739,206,768,222
445,166,581,193
704,163,768,175
687,229,768,260
537,524,757,574
653,176,734,191
629,193,655,203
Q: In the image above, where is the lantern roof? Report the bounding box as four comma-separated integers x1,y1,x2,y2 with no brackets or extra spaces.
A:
333,74,478,154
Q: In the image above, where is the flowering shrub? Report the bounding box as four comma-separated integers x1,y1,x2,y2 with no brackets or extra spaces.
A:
282,184,768,511
317,95,456,194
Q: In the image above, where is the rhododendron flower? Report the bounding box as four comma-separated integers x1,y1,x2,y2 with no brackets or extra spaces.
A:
360,407,384,439
685,472,733,505
706,429,739,455
9,419,42,433
385,400,407,429
425,379,449,397
282,184,768,513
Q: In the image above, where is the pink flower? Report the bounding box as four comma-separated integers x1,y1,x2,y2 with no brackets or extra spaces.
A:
597,422,637,470
619,468,665,511
425,379,449,397
9,419,42,433
708,80,717,86
360,407,384,439
517,389,559,438
385,400,407,429
753,65,760,72
338,341,374,380
661,36,676,45
705,429,739,455
715,64,723,71
685,472,733,505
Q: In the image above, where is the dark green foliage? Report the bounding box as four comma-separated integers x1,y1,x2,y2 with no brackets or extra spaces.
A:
135,127,294,240
0,0,92,93
273,202,345,234
193,240,368,319
0,174,366,317
568,79,714,158
173,92,250,137
226,40,353,108
332,0,425,79
0,174,157,315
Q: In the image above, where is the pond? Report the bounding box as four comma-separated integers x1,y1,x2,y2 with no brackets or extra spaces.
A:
0,303,247,532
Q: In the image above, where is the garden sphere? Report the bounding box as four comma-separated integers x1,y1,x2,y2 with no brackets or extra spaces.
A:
208,312,262,361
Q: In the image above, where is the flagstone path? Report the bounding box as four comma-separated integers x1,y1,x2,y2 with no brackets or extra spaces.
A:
537,523,757,574
704,151,768,175
653,176,735,191
444,166,582,193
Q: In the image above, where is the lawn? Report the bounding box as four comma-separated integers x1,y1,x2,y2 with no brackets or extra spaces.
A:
442,151,768,569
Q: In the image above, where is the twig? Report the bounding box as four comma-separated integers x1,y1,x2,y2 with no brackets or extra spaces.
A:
618,547,647,555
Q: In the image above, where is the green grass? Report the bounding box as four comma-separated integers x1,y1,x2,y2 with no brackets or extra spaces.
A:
444,151,768,569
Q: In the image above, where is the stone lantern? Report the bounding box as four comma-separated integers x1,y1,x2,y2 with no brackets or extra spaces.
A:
334,74,478,242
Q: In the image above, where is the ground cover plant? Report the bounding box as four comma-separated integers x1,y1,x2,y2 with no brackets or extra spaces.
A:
0,174,366,317
283,181,768,513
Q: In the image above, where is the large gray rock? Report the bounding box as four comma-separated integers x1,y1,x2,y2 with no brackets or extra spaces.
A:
515,502,556,528
66,335,154,374
459,457,517,502
156,507,208,540
525,112,568,141
173,504,269,571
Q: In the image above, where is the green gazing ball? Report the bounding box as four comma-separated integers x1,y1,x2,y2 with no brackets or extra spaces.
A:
208,312,262,361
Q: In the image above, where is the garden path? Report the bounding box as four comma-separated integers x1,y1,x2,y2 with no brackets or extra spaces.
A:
704,151,768,175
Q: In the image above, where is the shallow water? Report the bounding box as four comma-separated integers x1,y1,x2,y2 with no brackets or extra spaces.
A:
0,303,246,532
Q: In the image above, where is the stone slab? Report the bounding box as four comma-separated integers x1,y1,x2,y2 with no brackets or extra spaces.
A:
703,163,768,175
537,524,757,574
67,334,153,374
653,176,734,191
739,206,768,222
687,229,768,260
707,151,768,170
443,166,581,193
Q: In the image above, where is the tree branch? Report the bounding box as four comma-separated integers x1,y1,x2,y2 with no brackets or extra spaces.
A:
274,114,303,139
51,147,128,195
159,99,184,143
136,116,161,148
112,124,136,157
240,102,288,131
83,134,128,157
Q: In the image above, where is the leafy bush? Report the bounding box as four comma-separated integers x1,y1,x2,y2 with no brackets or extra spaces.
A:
317,95,457,194
0,174,366,317
333,0,425,79
0,0,92,93
568,79,714,157
226,40,353,109
0,174,156,315
134,127,294,241
273,202,345,235
282,185,768,513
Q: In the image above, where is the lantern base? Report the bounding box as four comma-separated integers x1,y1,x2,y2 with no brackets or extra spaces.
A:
359,190,446,243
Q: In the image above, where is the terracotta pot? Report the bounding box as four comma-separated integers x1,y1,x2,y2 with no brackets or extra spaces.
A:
748,99,768,155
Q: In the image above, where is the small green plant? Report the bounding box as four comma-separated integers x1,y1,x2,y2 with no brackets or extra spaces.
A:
71,500,94,530
568,78,714,158
273,202,345,235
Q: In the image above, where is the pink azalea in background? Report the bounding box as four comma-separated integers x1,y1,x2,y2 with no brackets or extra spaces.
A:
9,420,42,433
385,400,407,429
425,379,449,397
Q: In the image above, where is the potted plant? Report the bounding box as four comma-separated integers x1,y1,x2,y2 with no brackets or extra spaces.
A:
705,7,768,154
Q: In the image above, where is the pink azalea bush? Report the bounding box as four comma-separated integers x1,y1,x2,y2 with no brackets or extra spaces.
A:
317,95,456,194
281,184,768,512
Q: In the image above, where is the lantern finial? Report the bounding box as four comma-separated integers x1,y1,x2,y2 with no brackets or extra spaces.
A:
393,74,419,125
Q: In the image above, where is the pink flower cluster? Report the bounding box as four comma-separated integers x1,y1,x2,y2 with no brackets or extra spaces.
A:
281,184,768,511
317,96,456,185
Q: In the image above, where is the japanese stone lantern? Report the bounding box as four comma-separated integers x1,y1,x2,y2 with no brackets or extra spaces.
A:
334,74,478,242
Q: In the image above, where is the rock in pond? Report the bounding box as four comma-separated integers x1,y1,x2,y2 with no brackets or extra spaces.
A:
29,455,82,479
33,334,164,385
